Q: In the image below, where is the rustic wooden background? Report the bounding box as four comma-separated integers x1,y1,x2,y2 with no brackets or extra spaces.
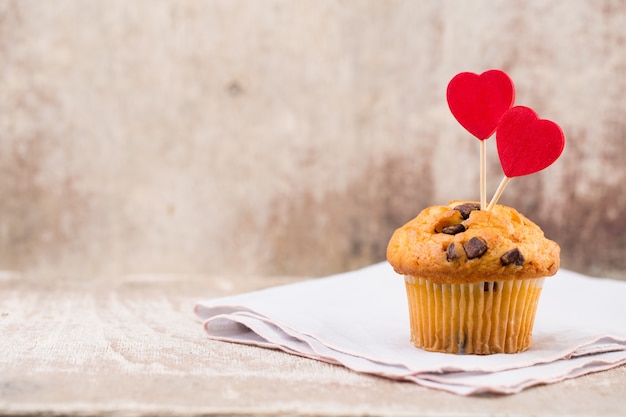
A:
0,0,624,280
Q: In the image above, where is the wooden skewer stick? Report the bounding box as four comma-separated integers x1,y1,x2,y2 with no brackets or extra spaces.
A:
487,176,511,211
480,140,487,210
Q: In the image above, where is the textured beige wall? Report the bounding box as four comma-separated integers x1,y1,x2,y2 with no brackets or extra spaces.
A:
0,0,625,280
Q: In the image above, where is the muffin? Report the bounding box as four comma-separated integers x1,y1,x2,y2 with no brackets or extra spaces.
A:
386,201,560,354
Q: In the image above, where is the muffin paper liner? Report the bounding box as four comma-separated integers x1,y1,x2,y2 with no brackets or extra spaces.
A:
405,276,544,354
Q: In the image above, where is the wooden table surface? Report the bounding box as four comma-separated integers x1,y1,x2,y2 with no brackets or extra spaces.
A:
1,272,625,417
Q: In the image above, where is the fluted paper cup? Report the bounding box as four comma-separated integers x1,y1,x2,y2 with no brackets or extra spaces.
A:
404,276,545,354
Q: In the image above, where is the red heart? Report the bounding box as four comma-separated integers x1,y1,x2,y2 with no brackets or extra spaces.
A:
446,70,515,140
496,106,565,177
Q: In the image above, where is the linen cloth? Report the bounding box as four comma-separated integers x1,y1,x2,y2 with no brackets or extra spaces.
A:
194,263,626,395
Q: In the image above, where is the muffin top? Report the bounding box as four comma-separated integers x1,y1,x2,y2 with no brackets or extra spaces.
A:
386,201,560,284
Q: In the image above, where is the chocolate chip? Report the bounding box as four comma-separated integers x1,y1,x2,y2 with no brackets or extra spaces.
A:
483,282,498,292
463,237,488,259
500,248,525,266
446,243,459,261
453,203,481,220
457,332,466,354
433,210,464,233
442,223,466,235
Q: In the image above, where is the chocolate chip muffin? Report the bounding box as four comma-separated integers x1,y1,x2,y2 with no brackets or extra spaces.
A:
387,201,560,354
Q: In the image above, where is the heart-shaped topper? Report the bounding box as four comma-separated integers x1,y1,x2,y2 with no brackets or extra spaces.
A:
496,106,565,177
447,70,515,140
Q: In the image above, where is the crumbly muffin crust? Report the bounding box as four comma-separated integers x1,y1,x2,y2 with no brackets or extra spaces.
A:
386,201,560,283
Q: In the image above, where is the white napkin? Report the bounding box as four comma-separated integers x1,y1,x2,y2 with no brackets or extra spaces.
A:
194,263,626,395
